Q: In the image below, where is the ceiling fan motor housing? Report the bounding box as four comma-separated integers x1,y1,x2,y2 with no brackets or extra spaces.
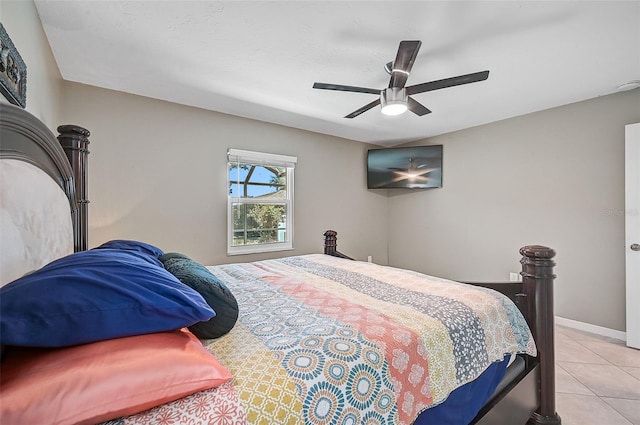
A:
381,87,408,115
313,40,488,118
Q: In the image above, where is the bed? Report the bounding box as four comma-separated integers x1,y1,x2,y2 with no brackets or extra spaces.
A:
0,103,561,425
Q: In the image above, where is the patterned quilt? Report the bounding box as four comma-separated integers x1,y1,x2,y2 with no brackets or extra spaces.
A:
116,254,536,425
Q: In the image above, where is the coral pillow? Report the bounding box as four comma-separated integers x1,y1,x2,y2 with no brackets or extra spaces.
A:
0,328,233,425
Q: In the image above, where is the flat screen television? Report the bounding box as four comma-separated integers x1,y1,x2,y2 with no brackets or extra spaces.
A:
367,145,443,189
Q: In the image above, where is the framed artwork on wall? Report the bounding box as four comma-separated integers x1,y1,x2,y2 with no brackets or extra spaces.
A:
0,23,27,108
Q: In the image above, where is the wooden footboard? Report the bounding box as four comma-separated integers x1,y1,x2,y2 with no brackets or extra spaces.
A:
323,230,561,425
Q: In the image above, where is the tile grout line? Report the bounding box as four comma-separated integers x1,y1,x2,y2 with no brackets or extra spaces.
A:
599,398,639,425
554,327,640,423
555,362,637,423
554,364,596,396
570,334,640,383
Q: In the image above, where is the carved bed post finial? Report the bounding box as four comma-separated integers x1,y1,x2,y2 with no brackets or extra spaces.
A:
520,245,561,425
323,230,354,260
57,125,90,252
324,230,338,256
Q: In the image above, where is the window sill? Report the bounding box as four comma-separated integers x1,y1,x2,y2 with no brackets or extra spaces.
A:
227,244,294,256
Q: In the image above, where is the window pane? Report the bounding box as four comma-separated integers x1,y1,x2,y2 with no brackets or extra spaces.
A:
228,163,287,198
227,149,295,255
231,202,287,246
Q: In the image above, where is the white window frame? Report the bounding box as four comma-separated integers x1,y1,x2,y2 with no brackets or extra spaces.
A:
227,148,296,255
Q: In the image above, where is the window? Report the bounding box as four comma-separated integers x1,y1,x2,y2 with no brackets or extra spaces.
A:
227,149,296,255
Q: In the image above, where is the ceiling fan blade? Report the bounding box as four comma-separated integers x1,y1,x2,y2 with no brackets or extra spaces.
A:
389,40,422,89
313,82,380,95
345,98,381,119
407,97,431,116
406,70,490,95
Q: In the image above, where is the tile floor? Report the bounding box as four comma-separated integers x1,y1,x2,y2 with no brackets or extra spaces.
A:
555,325,640,425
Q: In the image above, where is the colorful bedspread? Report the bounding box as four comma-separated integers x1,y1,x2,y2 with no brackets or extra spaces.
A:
118,254,536,425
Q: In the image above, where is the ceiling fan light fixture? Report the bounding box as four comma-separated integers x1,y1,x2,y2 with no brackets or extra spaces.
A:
381,87,408,116
313,40,488,119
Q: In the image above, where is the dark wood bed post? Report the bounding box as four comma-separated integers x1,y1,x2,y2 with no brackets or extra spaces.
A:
57,125,90,252
520,245,561,425
323,230,354,260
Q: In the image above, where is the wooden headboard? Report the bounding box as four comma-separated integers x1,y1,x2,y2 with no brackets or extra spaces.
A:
0,103,90,284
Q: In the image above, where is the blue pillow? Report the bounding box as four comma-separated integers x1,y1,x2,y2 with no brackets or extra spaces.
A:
0,249,215,347
94,239,164,259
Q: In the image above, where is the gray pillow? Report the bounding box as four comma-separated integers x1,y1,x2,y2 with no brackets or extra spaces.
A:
159,253,238,339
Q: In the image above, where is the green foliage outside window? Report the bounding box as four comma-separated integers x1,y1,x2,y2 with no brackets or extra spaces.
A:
229,163,288,246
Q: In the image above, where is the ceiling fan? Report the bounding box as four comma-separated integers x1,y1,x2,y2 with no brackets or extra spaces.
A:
313,40,489,118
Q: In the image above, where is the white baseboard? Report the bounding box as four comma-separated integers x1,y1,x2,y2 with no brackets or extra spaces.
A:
555,316,626,342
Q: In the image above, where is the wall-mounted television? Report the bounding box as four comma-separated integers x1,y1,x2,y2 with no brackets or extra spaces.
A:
367,145,443,189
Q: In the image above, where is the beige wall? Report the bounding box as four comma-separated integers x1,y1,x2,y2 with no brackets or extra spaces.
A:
61,82,389,266
0,0,63,127
389,89,640,332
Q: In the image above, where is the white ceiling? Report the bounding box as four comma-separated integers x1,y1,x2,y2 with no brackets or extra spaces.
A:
35,1,639,147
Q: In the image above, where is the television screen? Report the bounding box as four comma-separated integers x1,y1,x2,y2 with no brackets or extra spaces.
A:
367,145,443,189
